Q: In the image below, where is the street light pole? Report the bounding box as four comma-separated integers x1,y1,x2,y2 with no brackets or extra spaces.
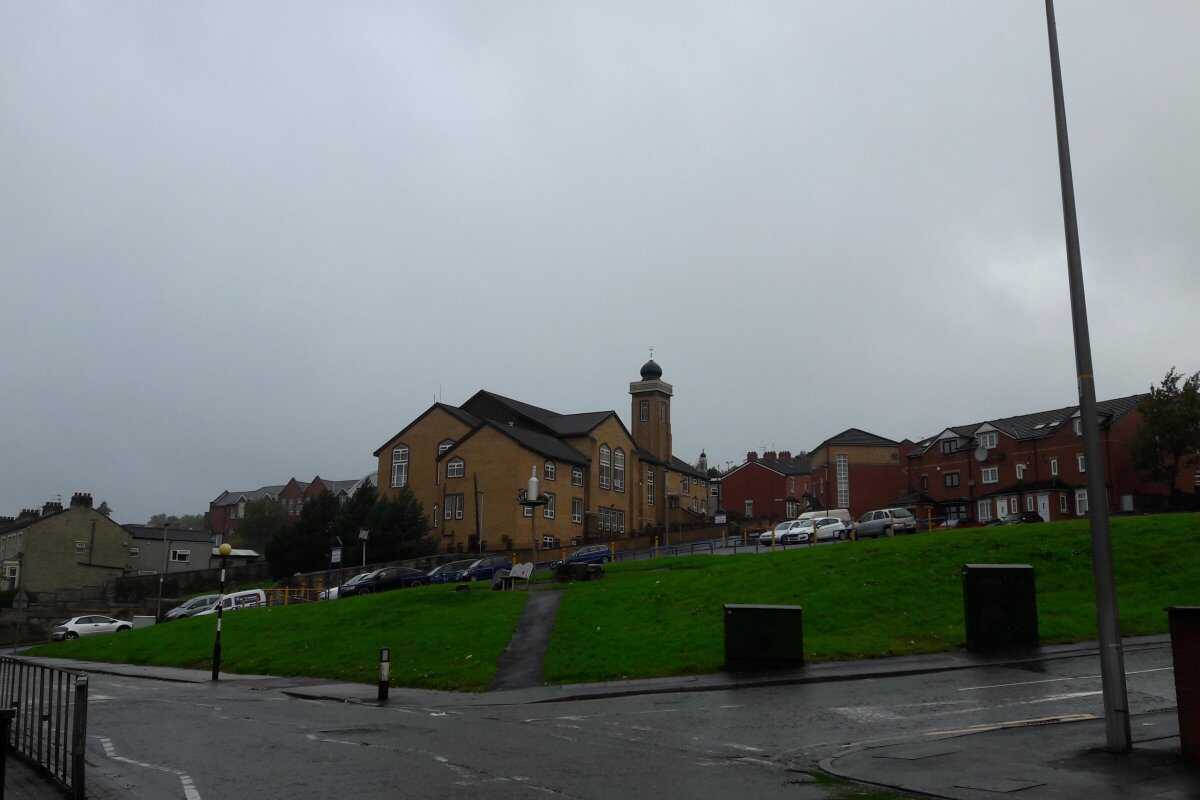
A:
1044,0,1130,753
211,542,232,681
156,523,170,621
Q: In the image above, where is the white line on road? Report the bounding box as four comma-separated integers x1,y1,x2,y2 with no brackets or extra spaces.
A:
95,736,201,800
957,666,1171,692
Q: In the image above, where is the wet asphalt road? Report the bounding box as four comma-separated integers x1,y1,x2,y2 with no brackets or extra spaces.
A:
77,639,1177,800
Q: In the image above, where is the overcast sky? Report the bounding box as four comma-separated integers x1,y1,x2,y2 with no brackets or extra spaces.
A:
2,2,1197,523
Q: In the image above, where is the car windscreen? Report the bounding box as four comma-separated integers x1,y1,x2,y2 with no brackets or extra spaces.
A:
186,596,218,608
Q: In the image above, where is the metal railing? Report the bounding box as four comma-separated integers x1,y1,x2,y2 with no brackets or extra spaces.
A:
0,658,87,799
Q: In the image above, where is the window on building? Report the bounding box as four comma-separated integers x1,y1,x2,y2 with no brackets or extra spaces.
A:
571,466,584,486
978,431,998,450
710,485,719,498
128,547,140,557
647,468,655,505
639,400,649,423
614,449,625,492
1059,493,1068,513
543,493,555,519
977,500,992,522
170,549,190,563
682,476,690,494
835,455,850,508
599,445,611,489
447,458,465,479
1077,453,1086,473
616,510,625,534
920,475,929,491
1073,418,1082,436
659,403,666,423
544,461,556,481
391,446,410,488
981,466,999,484
1075,488,1089,516
571,497,583,524
944,504,967,521
1015,463,1025,480
1008,496,1018,514
944,471,960,488
940,439,959,455
523,493,533,517
743,499,753,518
445,494,464,520
1025,496,1035,512
74,541,86,553
1049,457,1059,476
438,439,456,456
3,565,17,579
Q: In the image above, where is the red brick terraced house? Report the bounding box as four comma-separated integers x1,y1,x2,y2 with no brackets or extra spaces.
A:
209,474,371,539
719,451,812,525
808,429,908,520
899,393,1189,525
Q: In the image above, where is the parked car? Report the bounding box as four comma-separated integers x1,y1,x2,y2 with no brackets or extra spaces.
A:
990,511,1045,526
853,508,918,539
758,521,797,545
779,520,815,544
339,568,427,597
460,556,513,582
553,545,610,568
322,572,372,600
192,589,267,616
812,517,849,542
797,509,852,525
52,615,132,640
427,560,479,584
164,594,219,621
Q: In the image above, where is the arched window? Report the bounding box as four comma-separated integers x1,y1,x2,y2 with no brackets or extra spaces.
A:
599,445,612,489
613,449,625,492
391,446,409,488
447,458,465,479
438,439,456,456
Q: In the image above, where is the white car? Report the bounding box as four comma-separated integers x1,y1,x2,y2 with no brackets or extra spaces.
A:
758,521,795,545
165,594,219,621
192,589,267,616
51,615,132,641
812,517,849,542
780,520,816,544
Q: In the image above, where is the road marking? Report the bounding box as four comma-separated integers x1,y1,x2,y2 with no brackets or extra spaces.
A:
957,666,1170,692
724,743,764,752
95,736,201,799
1021,690,1103,704
922,713,1096,737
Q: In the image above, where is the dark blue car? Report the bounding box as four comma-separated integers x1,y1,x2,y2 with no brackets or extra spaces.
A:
427,559,477,584
460,556,512,582
557,545,610,568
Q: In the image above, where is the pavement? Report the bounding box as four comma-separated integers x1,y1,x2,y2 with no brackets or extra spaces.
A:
4,634,1191,799
491,589,563,690
3,755,72,800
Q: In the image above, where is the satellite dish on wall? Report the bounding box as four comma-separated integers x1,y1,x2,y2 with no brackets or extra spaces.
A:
974,446,989,463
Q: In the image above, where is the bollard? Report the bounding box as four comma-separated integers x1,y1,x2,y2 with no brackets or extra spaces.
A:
962,564,1038,652
71,676,87,800
378,648,390,703
724,604,804,670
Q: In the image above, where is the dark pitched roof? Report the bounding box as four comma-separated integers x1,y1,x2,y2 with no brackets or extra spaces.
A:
813,428,899,451
668,456,708,481
462,390,614,437
757,453,811,476
211,485,286,507
372,403,481,456
124,525,213,543
443,420,590,466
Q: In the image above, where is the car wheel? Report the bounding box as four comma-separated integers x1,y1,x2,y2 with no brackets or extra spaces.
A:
117,626,131,633
66,632,79,640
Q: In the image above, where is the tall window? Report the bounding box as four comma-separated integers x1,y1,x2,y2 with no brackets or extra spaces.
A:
743,499,753,517
944,472,960,488
639,400,649,423
438,439,456,456
659,403,666,423
920,475,929,491
977,499,992,522
1008,496,1018,514
788,477,796,496
1015,463,1025,480
1075,488,1089,515
1059,493,1068,513
1025,496,1035,512
981,466,998,484
1050,457,1059,476
835,455,849,509
599,445,612,489
1073,418,1082,436
571,497,583,524
446,458,465,479
445,494,464,520
647,468,655,505
544,461,556,481
571,466,584,486
616,510,625,534
391,446,409,488
978,432,998,449
543,492,556,519
682,476,690,494
1077,453,1086,473
614,449,625,492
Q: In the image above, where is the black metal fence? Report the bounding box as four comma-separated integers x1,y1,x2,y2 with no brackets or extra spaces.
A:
0,658,87,799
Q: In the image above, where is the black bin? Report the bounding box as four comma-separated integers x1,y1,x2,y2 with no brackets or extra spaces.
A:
724,604,804,669
962,564,1038,652
1168,606,1200,764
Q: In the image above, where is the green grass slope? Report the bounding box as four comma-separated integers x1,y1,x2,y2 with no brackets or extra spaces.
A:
27,586,526,691
542,513,1200,685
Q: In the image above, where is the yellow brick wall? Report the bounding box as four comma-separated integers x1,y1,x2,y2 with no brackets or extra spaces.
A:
21,507,129,594
375,406,476,524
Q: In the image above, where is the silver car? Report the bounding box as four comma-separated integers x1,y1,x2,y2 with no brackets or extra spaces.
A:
52,615,132,641
165,594,220,621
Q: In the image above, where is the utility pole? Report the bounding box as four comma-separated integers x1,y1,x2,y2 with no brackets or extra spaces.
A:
156,523,170,620
1044,0,1130,753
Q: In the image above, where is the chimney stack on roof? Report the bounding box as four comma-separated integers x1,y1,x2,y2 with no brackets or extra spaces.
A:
779,451,792,461
70,492,93,509
763,450,777,461
41,501,63,516
17,509,40,521
747,451,758,462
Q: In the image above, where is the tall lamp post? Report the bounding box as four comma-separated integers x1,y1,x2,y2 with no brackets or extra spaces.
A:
156,522,171,621
210,542,232,682
1044,0,1130,752
518,466,547,560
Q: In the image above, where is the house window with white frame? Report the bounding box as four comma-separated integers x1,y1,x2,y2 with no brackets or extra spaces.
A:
571,497,583,524
446,458,465,479
571,466,584,487
1025,496,1035,512
391,446,409,488
523,492,533,518
614,449,625,492
74,541,86,553
544,461,556,481
1077,453,1086,473
1075,488,1089,515
981,466,999,484
1008,496,1018,515
1073,418,1082,436
744,498,753,517
835,455,850,509
438,439,456,456
445,494,464,520
1015,463,1026,481
682,476,690,494
1049,457,1059,476
978,432,998,450
543,492,555,519
599,445,611,489
1059,493,1069,513
647,468,655,505
170,549,190,563
977,499,992,522
128,546,140,557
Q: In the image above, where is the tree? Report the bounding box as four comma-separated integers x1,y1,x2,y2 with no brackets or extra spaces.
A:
236,498,289,555
365,487,435,563
96,501,113,517
147,512,207,530
1132,367,1200,506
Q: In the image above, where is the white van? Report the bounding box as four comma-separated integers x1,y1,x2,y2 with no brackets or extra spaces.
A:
797,509,851,525
192,589,266,617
